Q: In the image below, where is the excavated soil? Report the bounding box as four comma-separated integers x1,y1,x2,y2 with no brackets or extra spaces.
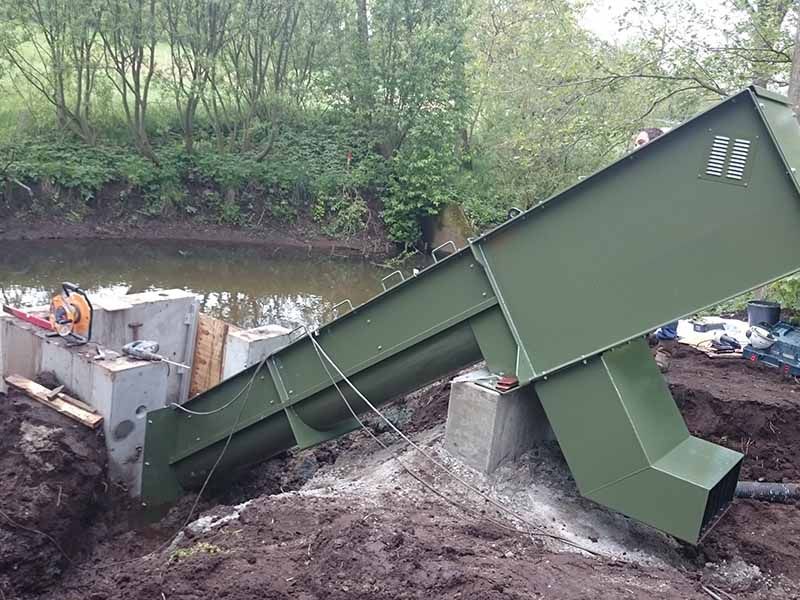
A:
666,347,800,585
2,349,800,599
0,391,106,598
669,346,800,482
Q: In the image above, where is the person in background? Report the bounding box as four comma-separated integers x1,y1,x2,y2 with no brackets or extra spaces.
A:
632,126,678,373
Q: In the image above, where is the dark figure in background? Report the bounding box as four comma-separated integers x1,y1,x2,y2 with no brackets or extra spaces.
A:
633,126,678,372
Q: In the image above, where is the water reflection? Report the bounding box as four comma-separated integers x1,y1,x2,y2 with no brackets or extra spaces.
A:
0,239,396,329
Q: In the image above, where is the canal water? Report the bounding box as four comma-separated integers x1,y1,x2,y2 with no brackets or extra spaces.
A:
0,239,401,329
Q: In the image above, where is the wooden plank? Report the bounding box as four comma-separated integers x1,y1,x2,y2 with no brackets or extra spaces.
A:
189,314,229,397
56,392,98,414
4,375,103,429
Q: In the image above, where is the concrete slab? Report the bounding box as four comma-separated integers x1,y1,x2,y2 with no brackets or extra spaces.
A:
444,371,554,474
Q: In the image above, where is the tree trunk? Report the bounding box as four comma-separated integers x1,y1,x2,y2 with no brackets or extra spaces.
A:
354,0,373,113
788,6,800,120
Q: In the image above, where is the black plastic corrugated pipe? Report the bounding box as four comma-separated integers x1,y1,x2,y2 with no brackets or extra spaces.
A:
735,481,800,503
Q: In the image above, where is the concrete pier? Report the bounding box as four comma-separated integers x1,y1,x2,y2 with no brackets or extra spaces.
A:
0,315,168,492
444,370,554,474
222,324,292,380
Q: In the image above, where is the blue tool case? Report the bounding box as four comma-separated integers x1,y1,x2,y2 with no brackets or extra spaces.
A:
743,321,800,376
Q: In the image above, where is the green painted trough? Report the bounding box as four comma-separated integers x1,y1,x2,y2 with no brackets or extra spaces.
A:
141,86,800,544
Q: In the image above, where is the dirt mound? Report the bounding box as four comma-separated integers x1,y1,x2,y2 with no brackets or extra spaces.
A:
0,391,106,597
668,347,800,482
52,493,709,600
665,348,800,581
674,384,800,481
7,349,800,599
700,499,800,585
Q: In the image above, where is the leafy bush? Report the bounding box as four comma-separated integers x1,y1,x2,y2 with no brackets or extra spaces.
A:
384,113,463,243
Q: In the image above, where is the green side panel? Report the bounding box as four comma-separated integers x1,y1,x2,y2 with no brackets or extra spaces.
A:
141,407,184,507
272,250,496,408
140,249,491,506
587,462,708,543
534,350,650,494
469,306,518,376
753,87,800,196
171,410,297,492
475,88,800,378
590,436,742,543
285,406,360,449
172,365,284,462
601,340,689,463
535,339,743,543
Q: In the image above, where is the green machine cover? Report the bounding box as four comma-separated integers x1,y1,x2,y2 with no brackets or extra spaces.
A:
141,87,800,543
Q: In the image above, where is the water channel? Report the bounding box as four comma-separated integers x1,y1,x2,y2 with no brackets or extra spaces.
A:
0,239,403,329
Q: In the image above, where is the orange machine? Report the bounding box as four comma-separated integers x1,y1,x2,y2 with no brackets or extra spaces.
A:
49,282,93,345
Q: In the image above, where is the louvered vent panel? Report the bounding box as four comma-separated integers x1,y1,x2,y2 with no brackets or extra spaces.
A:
705,136,729,177
726,138,751,180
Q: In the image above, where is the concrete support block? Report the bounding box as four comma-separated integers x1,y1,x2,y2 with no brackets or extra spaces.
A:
222,324,292,380
100,360,168,492
444,372,554,474
0,315,43,393
91,289,200,404
1,318,168,495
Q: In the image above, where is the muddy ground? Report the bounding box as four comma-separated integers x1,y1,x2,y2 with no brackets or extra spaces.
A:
0,216,396,259
2,348,800,599
0,392,106,597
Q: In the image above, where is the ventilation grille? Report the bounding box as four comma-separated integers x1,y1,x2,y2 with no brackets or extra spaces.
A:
705,136,729,177
726,138,751,180
704,135,752,182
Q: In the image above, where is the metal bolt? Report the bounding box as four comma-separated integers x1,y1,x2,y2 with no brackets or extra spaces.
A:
543,376,548,381
141,502,148,507
482,292,487,297
195,436,201,441
289,390,293,394
144,461,150,466
582,360,588,365
377,345,383,351
470,263,474,268
187,414,192,419
148,419,153,424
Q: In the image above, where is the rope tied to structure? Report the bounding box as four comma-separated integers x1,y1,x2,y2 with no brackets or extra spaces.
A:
304,328,600,557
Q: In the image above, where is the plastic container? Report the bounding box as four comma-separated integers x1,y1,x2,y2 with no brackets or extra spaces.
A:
747,300,781,327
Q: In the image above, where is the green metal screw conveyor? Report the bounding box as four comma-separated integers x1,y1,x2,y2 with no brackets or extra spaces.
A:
141,86,800,543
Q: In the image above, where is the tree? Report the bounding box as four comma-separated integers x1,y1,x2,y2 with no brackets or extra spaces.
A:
461,0,681,223
99,0,158,158
787,4,800,115
0,0,103,143
163,0,234,154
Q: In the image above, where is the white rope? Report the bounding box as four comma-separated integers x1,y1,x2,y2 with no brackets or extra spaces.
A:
177,358,266,526
169,365,262,416
305,330,599,556
79,358,267,575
